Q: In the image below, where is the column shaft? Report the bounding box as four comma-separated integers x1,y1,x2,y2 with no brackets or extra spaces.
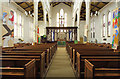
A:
44,10,47,35
34,1,38,42
0,1,2,46
85,0,90,42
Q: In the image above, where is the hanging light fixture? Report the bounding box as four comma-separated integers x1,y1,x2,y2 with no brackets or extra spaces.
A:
95,11,98,14
98,11,100,15
91,12,93,17
32,13,34,16
29,11,31,14
95,13,96,16
25,11,28,16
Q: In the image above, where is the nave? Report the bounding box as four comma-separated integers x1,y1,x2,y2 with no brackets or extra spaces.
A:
0,0,120,79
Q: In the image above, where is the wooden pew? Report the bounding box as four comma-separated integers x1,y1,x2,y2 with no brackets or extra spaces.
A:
0,55,45,78
2,47,14,51
85,59,120,79
12,43,57,64
1,43,57,78
0,58,36,79
68,44,113,65
12,43,57,61
3,42,57,69
76,51,120,79
3,50,50,69
2,52,45,78
66,43,120,78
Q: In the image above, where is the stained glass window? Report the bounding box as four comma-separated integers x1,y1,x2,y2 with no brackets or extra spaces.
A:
90,21,93,38
102,14,106,37
14,11,17,38
107,11,111,37
93,21,95,38
56,9,67,32
65,13,67,27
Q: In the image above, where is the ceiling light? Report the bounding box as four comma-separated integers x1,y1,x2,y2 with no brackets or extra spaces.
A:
91,12,93,16
29,11,31,14
25,11,28,15
32,13,34,16
95,14,96,16
95,11,98,14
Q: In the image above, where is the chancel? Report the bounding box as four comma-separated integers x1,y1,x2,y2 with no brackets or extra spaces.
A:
0,0,120,79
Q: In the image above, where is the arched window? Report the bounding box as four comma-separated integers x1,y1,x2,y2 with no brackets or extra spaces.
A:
93,21,95,38
57,13,59,27
64,13,67,27
60,9,64,17
90,21,93,38
56,9,68,32
19,15,22,38
14,11,17,38
107,11,111,37
60,9,64,27
102,14,106,37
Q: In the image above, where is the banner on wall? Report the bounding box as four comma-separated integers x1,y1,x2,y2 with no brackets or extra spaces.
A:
112,8,120,49
37,26,40,43
2,8,14,47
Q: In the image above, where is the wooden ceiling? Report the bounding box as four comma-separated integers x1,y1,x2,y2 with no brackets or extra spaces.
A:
15,0,110,21
50,2,73,7
15,2,44,21
80,2,109,20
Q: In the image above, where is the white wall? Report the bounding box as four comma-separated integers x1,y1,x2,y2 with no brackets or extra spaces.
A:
88,2,116,44
2,2,34,44
0,1,2,46
51,3,73,26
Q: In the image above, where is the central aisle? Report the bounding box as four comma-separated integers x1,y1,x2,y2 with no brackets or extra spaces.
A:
46,47,75,78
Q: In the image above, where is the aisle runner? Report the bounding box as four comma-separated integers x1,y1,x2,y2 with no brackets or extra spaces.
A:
46,47,75,78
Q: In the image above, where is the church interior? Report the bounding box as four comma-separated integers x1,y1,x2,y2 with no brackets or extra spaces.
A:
0,0,120,79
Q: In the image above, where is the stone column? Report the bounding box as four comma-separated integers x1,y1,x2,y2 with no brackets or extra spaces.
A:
48,6,52,27
0,1,2,46
77,10,80,41
43,10,47,35
116,0,118,8
34,0,38,42
118,0,120,7
0,1,2,77
77,2,82,41
85,0,90,42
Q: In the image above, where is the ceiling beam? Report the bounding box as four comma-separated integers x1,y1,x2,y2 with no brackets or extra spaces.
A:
53,2,60,7
91,2,100,11
25,2,33,12
17,2,24,5
24,4,33,10
63,2,71,7
91,4,101,9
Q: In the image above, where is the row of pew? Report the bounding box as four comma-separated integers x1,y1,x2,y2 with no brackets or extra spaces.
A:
66,42,120,79
1,42,57,79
